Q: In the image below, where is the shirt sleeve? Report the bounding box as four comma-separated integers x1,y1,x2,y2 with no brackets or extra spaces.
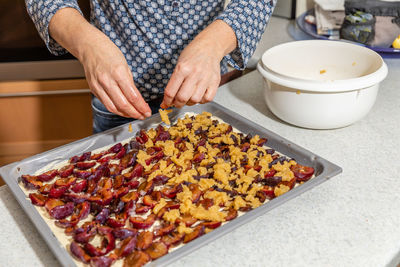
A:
215,0,276,70
25,0,83,55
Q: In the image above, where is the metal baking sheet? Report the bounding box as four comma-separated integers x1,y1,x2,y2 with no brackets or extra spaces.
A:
0,101,342,267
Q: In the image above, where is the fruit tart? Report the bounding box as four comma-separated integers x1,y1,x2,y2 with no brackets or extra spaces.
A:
20,111,314,267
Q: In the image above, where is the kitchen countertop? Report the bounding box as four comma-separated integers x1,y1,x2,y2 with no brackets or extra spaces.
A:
1,17,400,267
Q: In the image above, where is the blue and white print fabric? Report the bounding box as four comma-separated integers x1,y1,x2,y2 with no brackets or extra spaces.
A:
26,0,275,101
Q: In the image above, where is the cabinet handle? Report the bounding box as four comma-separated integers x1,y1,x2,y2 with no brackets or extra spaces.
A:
0,89,91,98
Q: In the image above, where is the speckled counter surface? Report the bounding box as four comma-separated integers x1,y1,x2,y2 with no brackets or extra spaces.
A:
1,17,400,267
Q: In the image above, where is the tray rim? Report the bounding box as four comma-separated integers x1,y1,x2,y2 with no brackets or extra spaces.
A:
0,101,342,267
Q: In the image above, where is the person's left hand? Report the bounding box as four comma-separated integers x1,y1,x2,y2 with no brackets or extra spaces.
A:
160,20,237,109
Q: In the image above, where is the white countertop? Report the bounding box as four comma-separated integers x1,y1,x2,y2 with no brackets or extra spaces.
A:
1,17,400,267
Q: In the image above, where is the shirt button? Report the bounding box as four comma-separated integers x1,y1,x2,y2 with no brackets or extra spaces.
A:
172,1,179,8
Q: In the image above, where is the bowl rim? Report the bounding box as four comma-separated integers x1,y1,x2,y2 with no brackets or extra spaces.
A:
258,40,388,92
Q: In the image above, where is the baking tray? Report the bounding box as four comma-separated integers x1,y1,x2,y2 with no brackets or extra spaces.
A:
0,101,342,267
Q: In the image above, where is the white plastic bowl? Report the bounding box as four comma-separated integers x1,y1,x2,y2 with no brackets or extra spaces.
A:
257,40,388,129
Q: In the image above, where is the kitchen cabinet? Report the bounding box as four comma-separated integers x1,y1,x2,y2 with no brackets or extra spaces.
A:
0,79,92,185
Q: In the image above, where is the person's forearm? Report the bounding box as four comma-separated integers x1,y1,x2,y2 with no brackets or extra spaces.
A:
48,7,107,62
48,7,151,119
161,20,238,109
193,20,238,60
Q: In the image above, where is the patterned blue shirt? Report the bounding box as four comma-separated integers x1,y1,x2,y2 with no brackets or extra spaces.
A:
26,0,275,101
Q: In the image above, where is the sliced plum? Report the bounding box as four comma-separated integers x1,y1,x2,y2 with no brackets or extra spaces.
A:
70,241,91,264
264,168,276,178
55,177,76,188
257,138,268,147
160,183,182,199
39,184,52,195
199,198,214,210
201,221,222,229
262,176,282,187
108,143,123,154
256,190,267,203
74,169,92,179
90,151,107,161
45,198,74,219
97,156,113,164
73,222,97,243
120,151,137,169
36,169,58,182
137,180,154,195
29,193,47,206
84,232,115,257
129,214,156,229
90,256,114,267
89,189,114,206
136,130,149,144
71,152,91,163
59,164,74,178
95,208,110,224
192,152,205,163
129,163,144,179
161,232,184,248
76,161,96,170
71,179,87,193
183,225,205,243
142,195,157,208
136,231,154,250
106,217,126,228
114,187,129,199
123,250,151,267
281,177,296,189
124,180,140,190
189,184,202,203
290,164,314,181
154,125,170,141
153,223,175,237
57,201,90,228
113,145,126,159
49,185,68,198
115,236,137,258
145,241,168,260
152,175,169,185
113,175,125,189
21,175,42,189
135,204,150,214
64,193,90,204
120,191,139,203
176,214,197,227
112,227,137,240
261,186,275,200
225,208,238,221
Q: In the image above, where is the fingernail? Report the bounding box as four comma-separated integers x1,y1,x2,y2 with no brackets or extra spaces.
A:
139,115,145,120
144,112,151,118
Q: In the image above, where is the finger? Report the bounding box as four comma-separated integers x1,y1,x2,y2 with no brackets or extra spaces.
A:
114,71,151,117
189,80,208,104
162,68,185,108
186,100,197,106
172,75,198,108
200,80,219,104
98,76,144,119
90,80,122,116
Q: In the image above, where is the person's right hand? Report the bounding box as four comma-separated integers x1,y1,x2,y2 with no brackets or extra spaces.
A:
48,8,151,119
80,36,151,119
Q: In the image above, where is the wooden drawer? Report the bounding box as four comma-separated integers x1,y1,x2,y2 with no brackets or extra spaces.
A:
0,79,92,185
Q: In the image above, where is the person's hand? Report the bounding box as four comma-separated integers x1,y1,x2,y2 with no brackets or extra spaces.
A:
80,36,151,119
160,20,237,109
48,8,151,119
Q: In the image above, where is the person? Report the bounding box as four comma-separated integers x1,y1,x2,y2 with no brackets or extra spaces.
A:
26,0,276,133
